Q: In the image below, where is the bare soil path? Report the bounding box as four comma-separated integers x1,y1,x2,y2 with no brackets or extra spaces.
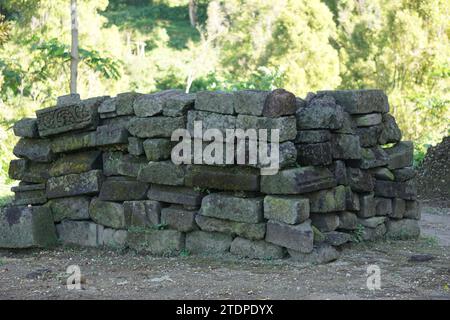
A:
0,208,449,300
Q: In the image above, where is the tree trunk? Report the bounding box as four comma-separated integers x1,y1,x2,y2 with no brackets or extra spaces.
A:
189,0,197,27
70,0,79,94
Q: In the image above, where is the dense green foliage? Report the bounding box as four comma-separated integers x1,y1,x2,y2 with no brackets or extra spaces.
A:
0,0,449,190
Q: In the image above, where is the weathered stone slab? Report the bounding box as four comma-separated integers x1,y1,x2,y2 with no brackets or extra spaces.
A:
404,200,421,220
161,206,198,232
345,186,360,211
95,125,129,146
143,139,171,161
296,95,344,130
36,98,100,137
46,170,104,199
195,91,235,114
185,165,260,191
13,118,39,138
360,147,388,169
391,198,405,219
295,130,331,144
134,90,183,117
187,110,236,140
356,126,382,147
328,160,347,185
386,219,420,239
236,114,296,142
195,215,266,240
116,92,142,116
230,237,285,260
370,167,394,181
100,228,128,248
119,155,149,178
288,243,339,264
51,131,96,153
392,167,416,182
358,216,386,228
56,93,81,107
374,197,392,216
334,111,356,134
317,89,389,114
307,186,346,213
262,89,297,117
0,206,57,248
296,142,332,166
163,93,195,117
138,161,185,186
128,137,144,156
358,193,376,218
45,196,90,222
98,97,116,114
127,116,185,138
337,211,358,230
324,231,351,246
49,150,102,177
199,193,263,223
89,198,126,229
261,141,297,169
185,231,232,254
100,115,133,129
127,229,185,255
374,180,417,200
102,152,124,176
8,159,50,183
385,141,414,169
378,114,402,145
12,184,47,205
264,195,309,225
124,200,161,227
331,134,361,159
13,138,54,162
99,177,148,201
362,223,386,241
260,166,336,195
310,213,339,232
56,220,102,247
353,113,382,127
265,220,314,253
347,168,374,192
233,90,269,116
147,184,203,207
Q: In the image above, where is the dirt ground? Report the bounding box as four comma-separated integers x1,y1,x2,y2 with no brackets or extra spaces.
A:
0,206,449,300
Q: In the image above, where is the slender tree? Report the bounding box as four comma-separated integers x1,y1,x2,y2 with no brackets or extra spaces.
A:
189,0,197,27
70,0,79,94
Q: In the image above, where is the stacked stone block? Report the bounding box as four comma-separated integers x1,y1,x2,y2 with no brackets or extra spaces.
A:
0,88,421,263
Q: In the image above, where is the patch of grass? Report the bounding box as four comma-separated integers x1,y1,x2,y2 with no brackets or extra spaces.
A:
0,258,5,266
179,249,190,257
421,235,439,247
351,224,365,243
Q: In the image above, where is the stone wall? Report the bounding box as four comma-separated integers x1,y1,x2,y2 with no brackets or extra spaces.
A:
0,88,421,263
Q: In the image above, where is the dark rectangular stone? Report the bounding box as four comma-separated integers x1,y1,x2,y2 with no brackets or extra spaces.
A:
147,184,204,206
260,166,336,194
46,170,104,199
12,184,47,205
185,165,260,191
49,150,102,177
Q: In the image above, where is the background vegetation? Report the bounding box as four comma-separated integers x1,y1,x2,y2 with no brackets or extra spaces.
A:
0,0,449,199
